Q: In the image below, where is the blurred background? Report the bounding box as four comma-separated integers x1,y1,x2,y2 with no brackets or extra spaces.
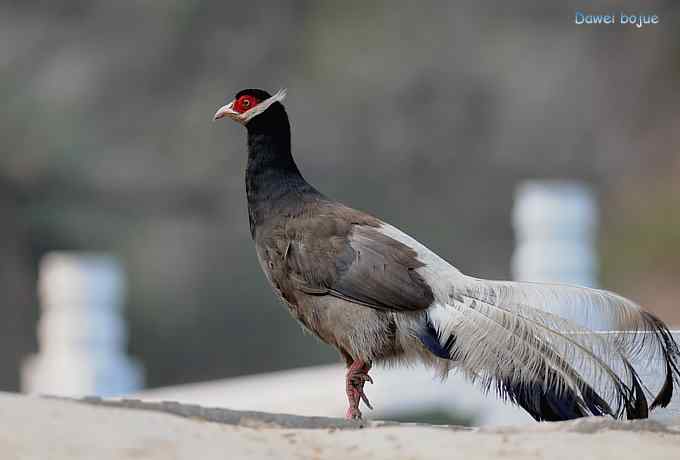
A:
1,0,679,421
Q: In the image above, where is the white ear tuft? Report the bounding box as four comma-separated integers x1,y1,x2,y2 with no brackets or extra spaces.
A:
241,88,288,123
273,88,287,101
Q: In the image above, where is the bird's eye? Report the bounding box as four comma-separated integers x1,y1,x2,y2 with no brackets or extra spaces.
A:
235,95,258,113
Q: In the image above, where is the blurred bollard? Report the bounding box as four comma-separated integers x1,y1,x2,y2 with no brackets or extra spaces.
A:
512,180,606,328
22,253,143,397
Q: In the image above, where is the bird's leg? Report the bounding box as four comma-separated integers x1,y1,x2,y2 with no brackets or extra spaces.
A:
345,360,373,419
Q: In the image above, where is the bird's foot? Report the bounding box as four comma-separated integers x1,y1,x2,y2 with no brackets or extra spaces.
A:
345,386,373,419
345,402,362,419
345,360,373,420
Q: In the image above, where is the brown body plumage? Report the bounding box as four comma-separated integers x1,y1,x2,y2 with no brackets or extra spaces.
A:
254,199,433,366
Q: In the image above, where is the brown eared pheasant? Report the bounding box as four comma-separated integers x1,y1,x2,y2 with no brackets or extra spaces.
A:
213,88,680,420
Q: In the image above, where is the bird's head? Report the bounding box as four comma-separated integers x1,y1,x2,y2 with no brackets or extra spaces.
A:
213,88,287,126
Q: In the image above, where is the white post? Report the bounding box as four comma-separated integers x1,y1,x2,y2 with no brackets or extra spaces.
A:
22,252,143,397
512,180,605,327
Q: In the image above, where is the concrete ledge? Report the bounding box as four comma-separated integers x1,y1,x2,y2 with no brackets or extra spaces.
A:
3,392,680,459
135,351,680,425
69,396,680,434
67,396,375,430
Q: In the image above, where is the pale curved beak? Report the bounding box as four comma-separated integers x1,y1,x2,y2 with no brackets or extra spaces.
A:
213,100,240,122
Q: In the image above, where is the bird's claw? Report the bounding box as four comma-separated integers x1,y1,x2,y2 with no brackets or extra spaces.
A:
349,372,373,386
345,361,374,419
345,386,372,419
359,389,373,410
346,406,362,419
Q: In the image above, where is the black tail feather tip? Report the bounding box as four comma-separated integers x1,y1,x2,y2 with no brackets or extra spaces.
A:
418,312,680,421
642,311,680,410
497,373,612,422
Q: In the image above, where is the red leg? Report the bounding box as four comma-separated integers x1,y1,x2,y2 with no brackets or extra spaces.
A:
345,360,373,419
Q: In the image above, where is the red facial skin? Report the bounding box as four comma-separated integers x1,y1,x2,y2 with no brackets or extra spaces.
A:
234,95,259,114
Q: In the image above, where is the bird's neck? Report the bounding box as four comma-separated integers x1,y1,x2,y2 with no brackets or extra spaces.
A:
245,131,307,202
244,110,319,236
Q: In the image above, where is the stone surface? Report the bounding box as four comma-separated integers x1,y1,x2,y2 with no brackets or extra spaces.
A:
2,392,679,460
136,357,680,425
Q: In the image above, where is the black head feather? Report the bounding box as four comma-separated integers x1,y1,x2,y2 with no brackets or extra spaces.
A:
235,88,272,101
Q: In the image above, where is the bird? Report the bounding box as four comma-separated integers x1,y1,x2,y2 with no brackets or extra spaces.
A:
214,88,680,421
